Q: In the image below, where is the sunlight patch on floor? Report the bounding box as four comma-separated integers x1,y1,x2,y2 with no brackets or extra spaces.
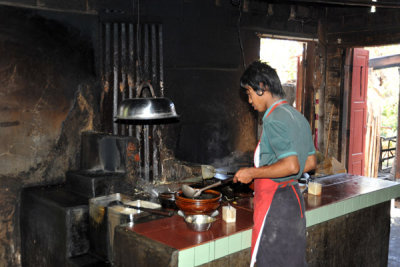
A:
392,199,400,218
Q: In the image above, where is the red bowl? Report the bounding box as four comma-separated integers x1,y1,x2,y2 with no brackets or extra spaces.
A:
175,189,222,215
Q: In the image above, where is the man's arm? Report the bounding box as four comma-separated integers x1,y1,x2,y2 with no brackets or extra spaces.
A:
233,155,300,184
304,154,317,173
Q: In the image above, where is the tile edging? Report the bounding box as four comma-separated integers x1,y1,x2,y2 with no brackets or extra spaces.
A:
306,183,400,227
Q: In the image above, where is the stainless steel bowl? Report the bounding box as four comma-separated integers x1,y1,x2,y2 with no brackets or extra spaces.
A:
184,214,217,232
115,97,179,121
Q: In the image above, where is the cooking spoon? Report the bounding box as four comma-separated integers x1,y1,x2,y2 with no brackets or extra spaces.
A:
182,177,234,198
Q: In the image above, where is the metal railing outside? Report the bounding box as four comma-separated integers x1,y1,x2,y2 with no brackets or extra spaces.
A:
379,136,397,171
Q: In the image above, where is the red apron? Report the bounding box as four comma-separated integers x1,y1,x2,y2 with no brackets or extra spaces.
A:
250,100,288,266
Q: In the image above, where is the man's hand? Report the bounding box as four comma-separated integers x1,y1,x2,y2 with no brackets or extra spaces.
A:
233,155,300,184
233,167,254,184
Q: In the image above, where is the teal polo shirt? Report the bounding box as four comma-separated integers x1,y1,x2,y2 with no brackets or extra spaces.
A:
258,100,316,182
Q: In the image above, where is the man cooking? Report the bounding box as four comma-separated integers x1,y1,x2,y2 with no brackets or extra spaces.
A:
233,60,316,267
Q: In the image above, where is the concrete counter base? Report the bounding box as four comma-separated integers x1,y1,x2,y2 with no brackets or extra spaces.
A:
306,201,390,266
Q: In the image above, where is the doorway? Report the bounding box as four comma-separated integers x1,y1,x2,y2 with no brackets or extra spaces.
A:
364,45,400,267
364,45,400,179
259,37,306,109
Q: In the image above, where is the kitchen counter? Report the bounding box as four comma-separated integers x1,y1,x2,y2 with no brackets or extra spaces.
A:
113,174,400,267
305,174,400,226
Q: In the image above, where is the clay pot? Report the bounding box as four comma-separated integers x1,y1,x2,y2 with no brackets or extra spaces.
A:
175,189,222,215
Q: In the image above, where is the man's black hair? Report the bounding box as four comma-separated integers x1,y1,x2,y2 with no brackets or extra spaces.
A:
240,60,285,98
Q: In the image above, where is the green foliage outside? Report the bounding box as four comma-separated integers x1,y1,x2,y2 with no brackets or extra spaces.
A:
365,45,399,138
381,98,398,137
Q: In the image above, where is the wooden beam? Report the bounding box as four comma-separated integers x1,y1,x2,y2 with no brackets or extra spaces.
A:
0,1,97,14
369,55,400,70
341,48,353,167
395,67,400,179
274,0,400,8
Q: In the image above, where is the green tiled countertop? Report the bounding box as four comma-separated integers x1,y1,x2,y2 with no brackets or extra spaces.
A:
121,174,400,267
304,174,400,227
177,174,400,267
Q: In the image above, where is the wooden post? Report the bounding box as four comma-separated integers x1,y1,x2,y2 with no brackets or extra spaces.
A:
395,67,400,179
296,56,304,113
325,105,335,158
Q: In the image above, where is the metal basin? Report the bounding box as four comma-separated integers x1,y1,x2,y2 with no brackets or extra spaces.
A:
184,214,217,232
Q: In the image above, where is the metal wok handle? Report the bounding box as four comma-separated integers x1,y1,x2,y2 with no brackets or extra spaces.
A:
123,204,174,217
196,177,234,195
136,81,156,98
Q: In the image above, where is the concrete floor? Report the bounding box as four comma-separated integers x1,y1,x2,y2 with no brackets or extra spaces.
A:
389,199,400,267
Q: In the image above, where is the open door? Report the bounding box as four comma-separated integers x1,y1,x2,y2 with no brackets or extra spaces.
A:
348,48,369,175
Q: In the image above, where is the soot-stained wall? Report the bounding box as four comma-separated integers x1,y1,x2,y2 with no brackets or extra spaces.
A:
141,0,320,165
0,3,261,265
98,0,263,165
0,7,99,266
